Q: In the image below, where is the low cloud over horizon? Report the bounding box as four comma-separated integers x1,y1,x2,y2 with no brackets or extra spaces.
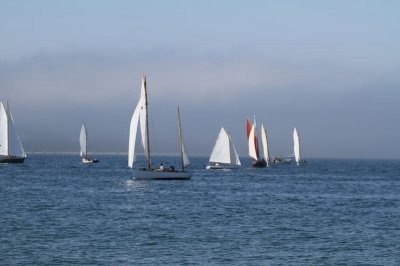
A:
1,51,399,159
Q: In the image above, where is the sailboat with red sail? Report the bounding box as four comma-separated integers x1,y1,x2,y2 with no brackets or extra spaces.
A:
246,116,267,168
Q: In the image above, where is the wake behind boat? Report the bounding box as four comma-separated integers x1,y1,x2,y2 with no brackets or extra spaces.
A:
79,122,99,164
0,101,27,163
128,75,192,180
206,127,241,170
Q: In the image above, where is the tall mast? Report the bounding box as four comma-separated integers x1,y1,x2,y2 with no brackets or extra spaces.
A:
253,114,259,159
177,106,184,171
143,75,152,169
6,101,10,156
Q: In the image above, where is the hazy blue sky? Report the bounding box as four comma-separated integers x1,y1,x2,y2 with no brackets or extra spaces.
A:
1,0,399,158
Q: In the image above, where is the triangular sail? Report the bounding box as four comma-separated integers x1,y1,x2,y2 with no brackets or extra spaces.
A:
227,132,241,166
128,78,148,168
293,127,301,164
0,102,8,156
261,124,270,166
177,107,190,169
246,118,252,139
248,124,258,160
247,117,260,160
209,127,231,164
0,102,26,157
79,123,87,158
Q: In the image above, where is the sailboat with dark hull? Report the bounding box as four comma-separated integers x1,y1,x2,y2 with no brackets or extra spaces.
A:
0,101,27,164
246,117,267,168
128,75,192,180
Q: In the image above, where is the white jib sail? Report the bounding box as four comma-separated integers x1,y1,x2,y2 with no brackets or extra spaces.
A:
209,127,232,164
79,123,87,158
182,142,190,168
227,132,241,166
0,102,9,156
293,127,301,164
248,125,258,160
261,124,270,165
177,107,190,168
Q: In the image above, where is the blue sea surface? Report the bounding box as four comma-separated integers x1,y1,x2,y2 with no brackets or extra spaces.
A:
1,155,400,265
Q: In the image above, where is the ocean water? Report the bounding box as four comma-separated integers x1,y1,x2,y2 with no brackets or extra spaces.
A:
1,155,400,265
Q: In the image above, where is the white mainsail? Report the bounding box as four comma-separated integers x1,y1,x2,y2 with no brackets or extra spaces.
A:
128,78,147,168
248,124,258,161
210,127,241,165
293,127,301,164
261,124,270,166
79,123,87,158
0,101,26,158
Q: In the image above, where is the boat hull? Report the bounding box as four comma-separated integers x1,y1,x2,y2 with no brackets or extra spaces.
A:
82,158,99,164
271,158,292,165
206,164,240,170
0,156,25,164
132,169,192,180
252,159,267,168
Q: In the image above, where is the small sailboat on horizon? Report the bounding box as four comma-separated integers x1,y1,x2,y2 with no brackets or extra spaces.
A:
79,122,99,163
206,127,241,169
0,101,27,163
128,75,192,180
293,127,303,165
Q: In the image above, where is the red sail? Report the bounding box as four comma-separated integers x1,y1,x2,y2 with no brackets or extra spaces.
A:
246,118,252,139
247,118,260,159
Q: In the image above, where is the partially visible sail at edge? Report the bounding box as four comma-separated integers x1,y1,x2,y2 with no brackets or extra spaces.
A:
0,101,26,160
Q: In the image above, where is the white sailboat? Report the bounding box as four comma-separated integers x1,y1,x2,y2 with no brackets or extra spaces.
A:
206,127,241,169
246,116,267,167
293,127,301,165
79,122,99,164
128,75,192,180
0,101,26,163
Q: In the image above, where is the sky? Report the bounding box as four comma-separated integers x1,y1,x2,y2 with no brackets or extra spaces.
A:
1,0,399,159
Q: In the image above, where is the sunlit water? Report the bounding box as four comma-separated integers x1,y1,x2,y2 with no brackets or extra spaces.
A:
1,155,400,265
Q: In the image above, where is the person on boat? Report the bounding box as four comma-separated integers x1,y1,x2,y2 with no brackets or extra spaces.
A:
169,165,175,172
160,163,164,171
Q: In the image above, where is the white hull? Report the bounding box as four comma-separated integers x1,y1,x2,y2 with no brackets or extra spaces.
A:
206,164,240,170
82,158,99,164
132,169,192,180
